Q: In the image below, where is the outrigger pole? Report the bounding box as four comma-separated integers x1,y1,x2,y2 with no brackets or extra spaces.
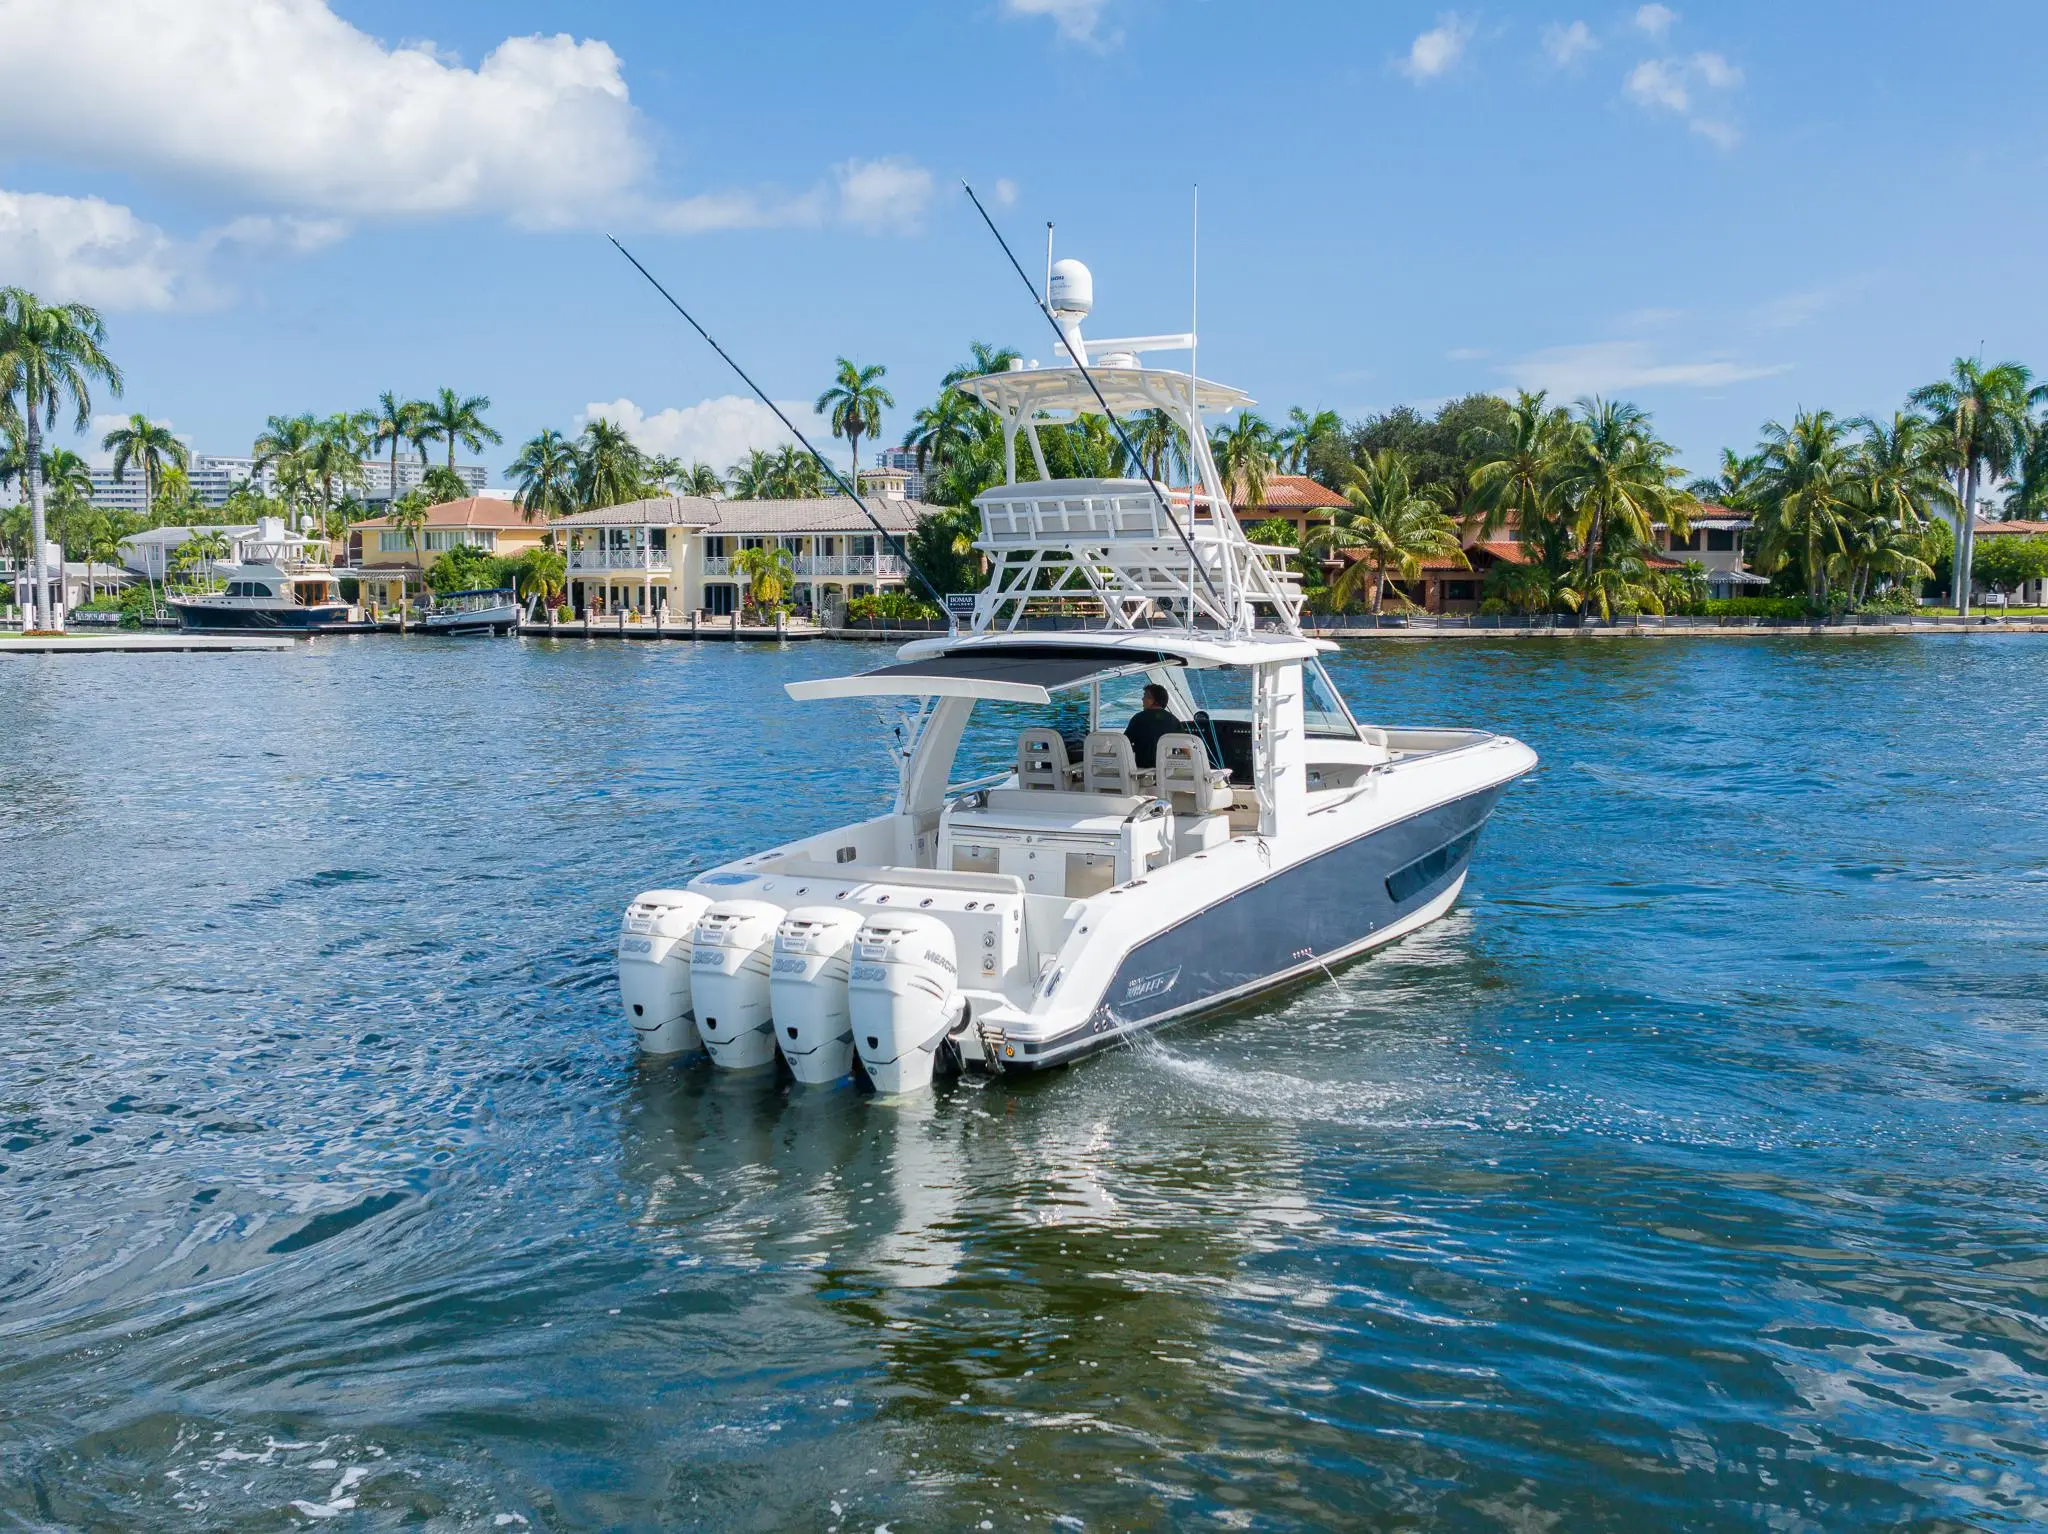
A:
605,235,958,632
959,181,1228,623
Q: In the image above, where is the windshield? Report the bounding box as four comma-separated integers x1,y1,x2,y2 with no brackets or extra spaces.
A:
1304,660,1360,740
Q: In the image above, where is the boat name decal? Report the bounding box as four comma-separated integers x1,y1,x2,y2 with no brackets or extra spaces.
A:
1121,967,1181,1005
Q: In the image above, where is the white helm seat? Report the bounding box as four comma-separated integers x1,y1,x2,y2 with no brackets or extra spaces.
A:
1083,731,1142,795
1016,727,1073,791
1155,732,1232,816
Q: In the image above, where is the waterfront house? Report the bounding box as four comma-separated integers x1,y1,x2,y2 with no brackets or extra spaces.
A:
1652,504,1769,598
548,495,927,619
341,497,548,607
1973,519,2048,606
1211,474,1350,536
119,524,256,582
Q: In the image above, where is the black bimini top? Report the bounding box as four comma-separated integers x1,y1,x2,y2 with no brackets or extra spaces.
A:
784,644,1176,704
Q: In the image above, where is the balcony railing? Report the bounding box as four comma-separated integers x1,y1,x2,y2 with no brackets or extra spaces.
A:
567,547,671,572
702,554,906,579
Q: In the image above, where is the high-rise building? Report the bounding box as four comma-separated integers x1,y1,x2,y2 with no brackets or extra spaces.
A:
86,453,485,511
873,448,926,501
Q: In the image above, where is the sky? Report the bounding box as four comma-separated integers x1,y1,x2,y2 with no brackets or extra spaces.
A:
3,0,2045,483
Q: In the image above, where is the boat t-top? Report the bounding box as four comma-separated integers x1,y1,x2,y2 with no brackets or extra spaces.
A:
167,516,359,632
618,259,1536,1093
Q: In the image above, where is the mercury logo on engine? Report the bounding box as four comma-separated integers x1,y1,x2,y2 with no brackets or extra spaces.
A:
1121,967,1180,1004
925,950,956,974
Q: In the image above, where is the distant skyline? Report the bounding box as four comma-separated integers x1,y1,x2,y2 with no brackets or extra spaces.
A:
3,0,2044,482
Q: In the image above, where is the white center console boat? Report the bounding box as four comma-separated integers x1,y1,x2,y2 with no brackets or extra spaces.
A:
618,262,1537,1093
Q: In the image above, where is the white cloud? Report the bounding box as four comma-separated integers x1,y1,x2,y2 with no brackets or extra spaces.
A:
578,396,828,473
0,0,934,246
0,188,187,310
1446,347,1489,362
1625,50,1742,146
1626,58,1689,113
1402,14,1472,80
1004,0,1114,45
1542,20,1597,66
993,178,1020,208
1692,50,1742,89
1633,4,1677,38
1500,340,1787,396
0,0,645,226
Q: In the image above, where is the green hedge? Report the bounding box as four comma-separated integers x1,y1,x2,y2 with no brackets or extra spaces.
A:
1704,596,1809,619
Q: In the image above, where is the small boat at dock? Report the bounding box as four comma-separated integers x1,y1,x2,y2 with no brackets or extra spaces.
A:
414,587,519,636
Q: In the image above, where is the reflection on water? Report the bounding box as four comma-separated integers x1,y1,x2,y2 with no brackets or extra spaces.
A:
3,634,2048,1529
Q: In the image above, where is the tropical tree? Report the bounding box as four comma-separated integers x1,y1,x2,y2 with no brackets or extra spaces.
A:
731,542,795,611
727,448,775,500
1464,389,1569,540
941,342,1021,388
1555,397,1694,577
1750,410,1856,605
509,428,578,521
419,465,468,505
306,411,370,527
418,387,502,473
901,387,979,480
0,287,122,628
252,413,318,510
817,358,893,489
386,490,431,590
573,418,647,509
367,390,425,510
102,414,189,526
511,544,568,606
1909,358,2034,612
767,442,824,499
1276,406,1343,474
1210,412,1277,512
1124,408,1188,483
1305,449,1464,613
681,461,724,497
1686,446,1763,508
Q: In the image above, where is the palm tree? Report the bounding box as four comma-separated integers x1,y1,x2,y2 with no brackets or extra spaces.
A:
1686,446,1763,509
509,428,579,522
768,443,824,499
1305,450,1464,613
0,287,122,629
1556,397,1694,577
252,413,318,510
731,542,795,612
418,387,502,475
512,545,567,607
574,418,647,509
817,358,893,491
307,412,369,528
367,391,426,509
727,449,775,500
682,462,724,497
1464,390,1568,540
1751,410,1856,606
386,492,431,595
1123,408,1189,483
942,342,1021,388
1210,413,1277,513
102,414,189,525
1909,358,2034,612
1275,407,1342,474
902,388,979,480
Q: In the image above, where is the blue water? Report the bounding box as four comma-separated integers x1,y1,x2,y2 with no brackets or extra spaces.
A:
3,634,2046,1531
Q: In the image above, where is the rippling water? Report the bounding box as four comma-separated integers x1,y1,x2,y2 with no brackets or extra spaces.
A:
3,634,2046,1530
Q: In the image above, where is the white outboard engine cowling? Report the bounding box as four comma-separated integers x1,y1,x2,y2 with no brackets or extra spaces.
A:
618,889,714,1055
771,906,867,1085
690,900,782,1070
849,914,965,1096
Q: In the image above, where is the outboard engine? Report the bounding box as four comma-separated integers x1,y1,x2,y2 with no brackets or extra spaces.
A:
849,914,966,1096
770,906,867,1086
618,889,714,1055
690,900,782,1070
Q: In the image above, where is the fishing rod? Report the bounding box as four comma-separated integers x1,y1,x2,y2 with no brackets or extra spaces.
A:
958,181,1227,620
605,235,957,631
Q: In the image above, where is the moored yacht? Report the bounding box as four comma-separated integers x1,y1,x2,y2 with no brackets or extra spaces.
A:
167,517,360,632
618,261,1536,1093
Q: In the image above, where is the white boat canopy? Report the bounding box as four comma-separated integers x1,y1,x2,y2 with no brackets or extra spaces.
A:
952,365,1252,420
784,644,1180,705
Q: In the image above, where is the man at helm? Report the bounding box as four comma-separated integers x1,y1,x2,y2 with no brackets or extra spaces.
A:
1124,683,1187,771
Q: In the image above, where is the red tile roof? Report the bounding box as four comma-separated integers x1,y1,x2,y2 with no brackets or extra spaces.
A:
353,497,533,532
1245,474,1349,511
1976,519,2048,536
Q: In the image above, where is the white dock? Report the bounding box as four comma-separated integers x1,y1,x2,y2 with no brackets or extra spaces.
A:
0,632,299,654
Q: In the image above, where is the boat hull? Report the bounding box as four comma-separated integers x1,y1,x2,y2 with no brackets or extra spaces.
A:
167,601,358,633
1003,783,1505,1070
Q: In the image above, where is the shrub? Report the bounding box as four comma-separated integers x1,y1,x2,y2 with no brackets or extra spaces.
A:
846,590,940,623
1704,596,1808,619
1854,587,1919,615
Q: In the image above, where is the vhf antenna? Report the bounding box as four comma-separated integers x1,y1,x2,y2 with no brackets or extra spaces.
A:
606,235,957,633
959,182,1227,623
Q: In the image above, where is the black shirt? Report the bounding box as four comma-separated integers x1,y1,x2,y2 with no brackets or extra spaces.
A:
1124,707,1187,770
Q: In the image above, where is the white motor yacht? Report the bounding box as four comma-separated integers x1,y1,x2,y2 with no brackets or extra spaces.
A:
618,261,1537,1093
167,516,361,632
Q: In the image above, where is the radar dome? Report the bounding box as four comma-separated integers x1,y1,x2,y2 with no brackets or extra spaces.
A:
1048,259,1093,317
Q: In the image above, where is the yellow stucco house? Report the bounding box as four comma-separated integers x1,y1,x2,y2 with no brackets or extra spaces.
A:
340,497,549,608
